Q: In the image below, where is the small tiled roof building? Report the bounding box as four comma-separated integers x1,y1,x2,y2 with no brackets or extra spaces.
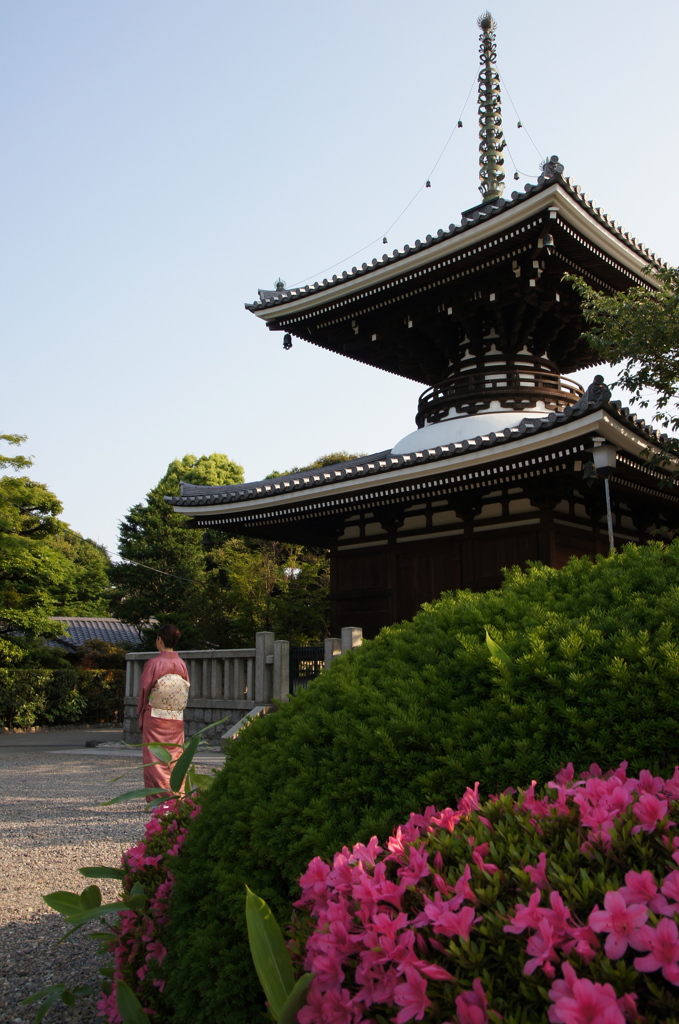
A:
52,617,141,653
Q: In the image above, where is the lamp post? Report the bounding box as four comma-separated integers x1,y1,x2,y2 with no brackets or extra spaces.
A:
591,440,618,554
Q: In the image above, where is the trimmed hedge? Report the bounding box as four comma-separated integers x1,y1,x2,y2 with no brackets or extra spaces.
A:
164,542,679,1024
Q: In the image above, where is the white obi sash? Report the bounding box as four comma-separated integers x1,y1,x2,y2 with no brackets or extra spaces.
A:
148,672,190,720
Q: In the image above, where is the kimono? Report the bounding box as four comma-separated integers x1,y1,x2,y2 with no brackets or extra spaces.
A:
137,650,190,797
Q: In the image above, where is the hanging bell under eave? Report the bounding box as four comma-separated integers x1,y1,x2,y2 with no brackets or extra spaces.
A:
513,171,520,180
383,237,388,244
426,180,431,188
457,120,463,128
517,120,523,128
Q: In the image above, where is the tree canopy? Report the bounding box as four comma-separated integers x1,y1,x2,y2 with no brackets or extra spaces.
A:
568,266,679,431
0,435,112,665
112,451,362,649
110,453,246,648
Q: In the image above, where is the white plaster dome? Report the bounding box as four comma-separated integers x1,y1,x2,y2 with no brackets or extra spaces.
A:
391,401,550,455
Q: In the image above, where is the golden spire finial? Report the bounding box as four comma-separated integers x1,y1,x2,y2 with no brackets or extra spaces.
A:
477,12,505,202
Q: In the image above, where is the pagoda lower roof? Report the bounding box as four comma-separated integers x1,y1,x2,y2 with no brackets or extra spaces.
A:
167,391,670,515
246,169,663,319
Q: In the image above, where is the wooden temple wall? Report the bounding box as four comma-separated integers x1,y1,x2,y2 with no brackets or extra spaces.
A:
329,502,629,639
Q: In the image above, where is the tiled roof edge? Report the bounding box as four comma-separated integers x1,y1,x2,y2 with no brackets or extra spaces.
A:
166,389,669,510
244,173,665,314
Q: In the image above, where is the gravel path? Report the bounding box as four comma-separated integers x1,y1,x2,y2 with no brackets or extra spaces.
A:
0,749,149,1024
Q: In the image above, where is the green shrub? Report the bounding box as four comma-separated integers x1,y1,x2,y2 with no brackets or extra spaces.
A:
0,667,124,727
164,542,679,1024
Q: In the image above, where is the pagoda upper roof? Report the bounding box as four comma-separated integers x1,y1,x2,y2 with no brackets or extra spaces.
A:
246,167,664,319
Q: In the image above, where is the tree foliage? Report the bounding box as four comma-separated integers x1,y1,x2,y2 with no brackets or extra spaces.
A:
568,266,679,430
110,453,245,648
0,436,112,666
112,452,360,649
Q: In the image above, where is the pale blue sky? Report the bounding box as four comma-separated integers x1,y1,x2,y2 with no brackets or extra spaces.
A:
2,0,678,555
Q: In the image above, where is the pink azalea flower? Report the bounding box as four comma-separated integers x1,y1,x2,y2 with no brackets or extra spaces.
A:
452,863,476,903
615,992,639,1021
526,852,549,890
387,827,408,861
471,842,499,875
544,890,574,939
549,977,625,1024
637,769,664,796
392,966,431,1023
416,962,455,982
504,890,544,935
309,952,346,988
567,925,600,964
354,959,399,1007
547,960,579,1010
554,763,575,786
299,856,331,900
521,780,552,819
588,890,648,959
632,793,669,833
429,807,462,833
298,982,354,1024
454,978,489,1024
424,900,477,941
662,869,679,903
458,783,481,815
618,869,659,907
633,917,679,984
399,844,431,887
349,836,382,867
326,848,355,893
433,872,452,896
664,766,679,800
524,918,559,976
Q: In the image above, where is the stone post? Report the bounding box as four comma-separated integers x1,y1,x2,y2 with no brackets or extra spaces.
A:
273,640,290,703
324,637,342,663
341,627,363,653
254,631,275,703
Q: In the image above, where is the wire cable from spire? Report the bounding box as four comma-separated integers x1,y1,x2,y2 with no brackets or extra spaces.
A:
288,72,478,289
498,72,544,163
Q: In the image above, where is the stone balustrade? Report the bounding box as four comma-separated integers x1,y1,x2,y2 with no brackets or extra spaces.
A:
123,627,363,745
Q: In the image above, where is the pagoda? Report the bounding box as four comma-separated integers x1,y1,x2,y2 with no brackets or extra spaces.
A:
168,14,679,638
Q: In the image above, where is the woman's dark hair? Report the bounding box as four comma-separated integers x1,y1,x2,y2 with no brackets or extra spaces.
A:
157,623,181,649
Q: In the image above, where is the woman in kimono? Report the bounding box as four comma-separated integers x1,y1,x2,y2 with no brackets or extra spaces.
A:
137,623,190,798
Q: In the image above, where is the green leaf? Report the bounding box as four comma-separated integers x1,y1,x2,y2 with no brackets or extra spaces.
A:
485,630,513,668
42,891,82,916
115,980,149,1024
80,885,102,910
79,866,126,880
278,973,314,1024
21,985,94,1024
21,985,67,1006
245,885,295,1020
169,734,200,793
100,788,168,806
146,743,173,764
188,771,214,791
63,896,146,927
